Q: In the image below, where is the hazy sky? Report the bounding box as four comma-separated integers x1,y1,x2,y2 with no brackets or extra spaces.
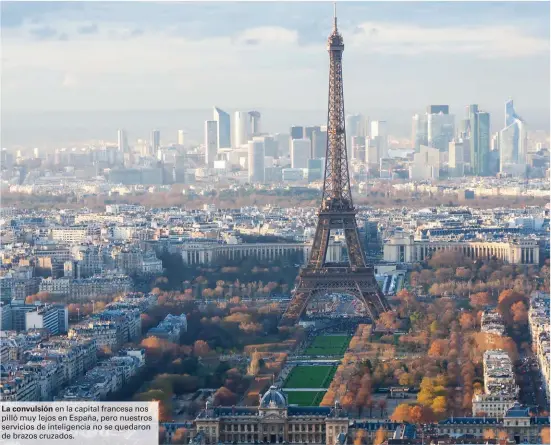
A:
2,1,550,115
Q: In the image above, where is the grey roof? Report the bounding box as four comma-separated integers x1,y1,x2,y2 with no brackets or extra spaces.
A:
259,385,287,409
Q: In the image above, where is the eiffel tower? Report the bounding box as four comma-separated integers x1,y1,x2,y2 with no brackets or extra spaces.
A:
280,5,391,326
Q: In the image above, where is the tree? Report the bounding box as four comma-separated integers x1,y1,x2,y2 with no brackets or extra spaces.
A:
435,268,454,283
399,373,414,387
378,399,387,417
455,267,472,281
193,340,211,357
483,429,496,439
510,301,528,324
459,312,476,331
353,429,367,445
541,427,550,444
428,250,468,269
428,340,447,357
373,427,386,445
390,403,412,422
470,292,491,308
409,405,434,423
431,396,447,415
172,427,188,444
213,386,237,406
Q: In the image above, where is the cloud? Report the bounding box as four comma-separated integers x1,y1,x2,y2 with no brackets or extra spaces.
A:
77,24,98,35
29,25,58,40
348,22,549,58
233,27,298,46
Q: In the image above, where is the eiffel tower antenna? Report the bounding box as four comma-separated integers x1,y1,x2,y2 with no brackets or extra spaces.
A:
280,5,392,327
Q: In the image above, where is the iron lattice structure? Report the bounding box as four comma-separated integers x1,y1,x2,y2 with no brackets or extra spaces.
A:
280,11,391,326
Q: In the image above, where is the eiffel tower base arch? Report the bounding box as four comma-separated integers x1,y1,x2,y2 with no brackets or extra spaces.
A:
280,266,391,326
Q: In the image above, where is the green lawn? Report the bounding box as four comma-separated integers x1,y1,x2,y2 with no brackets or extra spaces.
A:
303,335,351,356
284,365,337,389
284,391,326,406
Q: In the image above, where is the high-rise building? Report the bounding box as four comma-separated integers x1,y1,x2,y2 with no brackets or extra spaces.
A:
178,130,186,146
304,126,320,158
346,114,363,159
204,121,218,167
351,136,366,161
150,130,161,156
427,105,449,115
290,126,304,140
449,140,465,177
428,111,455,152
117,129,128,153
262,136,279,158
248,138,265,183
234,111,251,147
213,107,231,149
410,145,440,180
275,133,290,157
499,100,527,175
370,120,388,159
312,128,328,159
291,139,311,168
365,139,379,167
466,105,491,176
307,158,324,182
248,111,261,136
33,147,40,159
411,114,428,151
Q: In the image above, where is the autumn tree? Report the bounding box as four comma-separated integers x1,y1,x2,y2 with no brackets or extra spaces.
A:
172,427,188,444
353,429,367,445
390,403,412,422
470,292,492,308
510,301,528,324
459,312,476,331
428,340,447,357
373,427,386,445
541,427,550,444
213,386,237,406
483,429,496,439
193,340,211,357
431,396,447,416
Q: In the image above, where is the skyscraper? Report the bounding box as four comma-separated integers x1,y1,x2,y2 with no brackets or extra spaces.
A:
291,139,311,168
428,111,455,152
449,140,465,177
117,129,128,153
370,121,388,159
213,107,231,149
427,105,449,115
499,100,527,175
411,114,428,151
346,114,363,160
261,136,278,158
150,130,160,156
248,111,261,136
204,121,218,167
351,136,366,161
234,111,251,147
312,128,328,159
304,126,320,158
177,130,186,146
290,126,304,140
248,138,265,183
466,105,491,176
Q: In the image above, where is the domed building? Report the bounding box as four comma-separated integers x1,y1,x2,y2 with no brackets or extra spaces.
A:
194,385,349,444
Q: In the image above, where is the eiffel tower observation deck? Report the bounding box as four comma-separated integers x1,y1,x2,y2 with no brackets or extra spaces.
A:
280,5,392,327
